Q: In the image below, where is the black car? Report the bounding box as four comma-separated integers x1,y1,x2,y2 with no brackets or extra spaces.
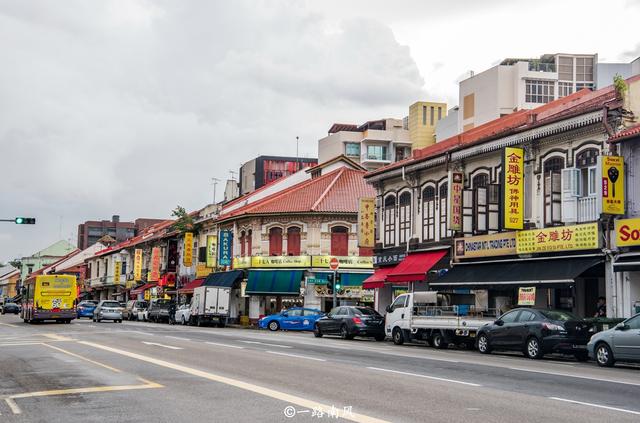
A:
476,308,593,360
147,299,171,323
1,302,20,314
314,306,385,341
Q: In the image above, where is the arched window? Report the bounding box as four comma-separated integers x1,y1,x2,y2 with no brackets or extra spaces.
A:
472,173,489,188
246,229,252,256
240,231,246,257
287,227,301,256
472,173,490,234
398,192,412,244
330,226,349,256
384,195,396,246
438,183,449,238
544,156,565,226
269,227,283,256
422,186,436,242
575,148,599,168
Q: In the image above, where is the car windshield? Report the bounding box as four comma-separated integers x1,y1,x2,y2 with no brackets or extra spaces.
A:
79,301,95,306
155,300,170,306
5,303,16,306
102,301,121,307
354,307,381,317
539,310,578,321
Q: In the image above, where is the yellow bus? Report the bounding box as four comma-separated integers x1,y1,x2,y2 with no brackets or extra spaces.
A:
20,275,77,323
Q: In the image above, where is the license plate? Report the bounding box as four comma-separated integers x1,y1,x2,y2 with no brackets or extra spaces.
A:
572,344,586,349
469,333,476,338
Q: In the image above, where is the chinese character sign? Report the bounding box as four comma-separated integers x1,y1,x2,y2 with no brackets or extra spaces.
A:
219,230,233,266
448,171,464,232
358,197,375,248
516,223,599,254
206,235,218,268
183,232,194,267
601,155,624,215
149,247,161,281
133,249,143,281
113,261,121,284
502,147,524,230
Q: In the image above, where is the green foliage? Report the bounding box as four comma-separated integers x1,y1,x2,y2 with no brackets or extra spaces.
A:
171,205,200,234
613,74,628,99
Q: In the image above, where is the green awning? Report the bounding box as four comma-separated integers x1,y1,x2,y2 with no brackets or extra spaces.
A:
312,272,372,287
246,270,303,295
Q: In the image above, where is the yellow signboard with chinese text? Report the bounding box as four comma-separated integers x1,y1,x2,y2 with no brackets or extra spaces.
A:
113,261,121,285
312,256,373,269
206,235,217,268
518,287,536,306
503,147,524,229
183,232,194,267
448,171,463,231
133,249,143,281
251,255,311,268
233,256,251,269
516,223,599,254
196,263,212,278
358,198,375,248
601,155,624,215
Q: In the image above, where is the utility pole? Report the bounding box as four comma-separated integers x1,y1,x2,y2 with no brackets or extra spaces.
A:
296,136,300,168
211,177,220,205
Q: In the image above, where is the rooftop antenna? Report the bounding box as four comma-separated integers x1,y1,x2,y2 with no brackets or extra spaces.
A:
211,177,220,204
229,170,238,181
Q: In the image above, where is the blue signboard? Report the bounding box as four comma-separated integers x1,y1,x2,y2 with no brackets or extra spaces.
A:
219,230,233,266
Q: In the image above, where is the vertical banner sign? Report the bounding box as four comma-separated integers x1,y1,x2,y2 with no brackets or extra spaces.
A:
183,232,194,267
219,230,232,266
206,235,218,268
601,155,624,215
503,147,525,229
149,247,161,282
448,171,463,232
133,249,143,281
358,197,375,248
113,261,121,285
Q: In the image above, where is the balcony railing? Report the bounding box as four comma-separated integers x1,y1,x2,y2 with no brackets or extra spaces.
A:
577,196,598,223
528,62,556,72
360,152,390,163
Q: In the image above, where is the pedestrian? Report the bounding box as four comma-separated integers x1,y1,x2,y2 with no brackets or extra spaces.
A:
594,296,607,318
168,299,177,325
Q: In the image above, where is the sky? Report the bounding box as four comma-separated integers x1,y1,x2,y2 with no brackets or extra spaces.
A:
1,0,639,261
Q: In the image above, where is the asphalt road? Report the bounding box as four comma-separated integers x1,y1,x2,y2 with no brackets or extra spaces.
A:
0,314,639,423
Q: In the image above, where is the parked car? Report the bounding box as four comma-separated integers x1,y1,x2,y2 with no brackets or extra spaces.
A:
137,306,149,322
76,300,99,319
588,312,640,367
147,299,171,323
314,306,385,341
175,304,192,325
93,300,124,323
124,300,149,321
259,307,324,331
1,302,20,315
476,308,593,360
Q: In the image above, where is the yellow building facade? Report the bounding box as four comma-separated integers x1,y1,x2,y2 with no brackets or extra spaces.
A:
408,101,447,149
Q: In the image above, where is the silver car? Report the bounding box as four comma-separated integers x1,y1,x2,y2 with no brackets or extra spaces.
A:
93,300,124,323
587,313,640,367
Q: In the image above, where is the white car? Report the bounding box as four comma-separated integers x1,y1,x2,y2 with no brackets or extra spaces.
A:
175,304,191,325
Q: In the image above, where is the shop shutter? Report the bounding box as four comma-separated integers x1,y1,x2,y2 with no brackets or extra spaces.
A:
561,168,580,224
198,246,207,263
462,189,474,235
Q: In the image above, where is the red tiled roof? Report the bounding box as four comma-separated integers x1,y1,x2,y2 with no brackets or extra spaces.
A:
26,249,81,280
93,219,174,257
328,123,358,133
216,167,375,221
609,124,640,143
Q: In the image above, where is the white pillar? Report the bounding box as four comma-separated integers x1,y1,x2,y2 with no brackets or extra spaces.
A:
249,296,261,320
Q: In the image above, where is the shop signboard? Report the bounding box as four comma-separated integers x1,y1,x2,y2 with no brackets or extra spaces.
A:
516,223,599,254
113,261,121,285
133,249,143,281
144,289,150,300
206,235,217,268
448,171,464,231
454,232,517,260
518,287,536,306
183,232,194,267
312,256,373,269
195,263,212,278
251,255,311,268
358,197,375,248
373,252,406,266
233,256,251,269
219,230,233,266
600,155,625,215
615,217,640,247
502,147,525,230
149,247,161,282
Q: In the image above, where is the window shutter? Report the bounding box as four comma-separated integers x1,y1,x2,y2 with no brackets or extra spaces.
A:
474,187,488,234
462,189,474,235
561,168,579,224
488,184,500,231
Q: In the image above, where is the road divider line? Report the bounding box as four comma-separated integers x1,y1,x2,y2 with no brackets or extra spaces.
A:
549,397,640,416
141,341,183,350
367,367,481,387
0,322,18,328
6,380,163,400
126,331,155,336
79,340,389,423
239,340,292,348
508,367,640,387
205,342,244,349
266,351,326,362
42,343,122,373
5,398,21,414
165,336,191,341
0,342,44,347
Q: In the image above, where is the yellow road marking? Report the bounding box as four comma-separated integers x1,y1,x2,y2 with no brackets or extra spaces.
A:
43,333,72,341
42,343,122,373
5,380,163,400
0,322,18,328
5,398,21,414
79,340,390,423
0,342,44,347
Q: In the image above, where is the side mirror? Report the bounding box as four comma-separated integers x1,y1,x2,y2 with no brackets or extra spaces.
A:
385,305,393,313
615,322,629,331
495,319,504,326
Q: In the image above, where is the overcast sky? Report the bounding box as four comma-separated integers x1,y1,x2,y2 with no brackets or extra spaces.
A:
1,0,639,261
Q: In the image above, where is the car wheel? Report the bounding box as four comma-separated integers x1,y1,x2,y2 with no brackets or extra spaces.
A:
595,342,615,367
374,334,386,342
525,336,544,359
477,333,492,354
431,332,448,349
268,321,280,331
392,327,404,345
181,316,186,325
93,317,97,322
313,324,323,338
97,318,102,323
340,324,353,340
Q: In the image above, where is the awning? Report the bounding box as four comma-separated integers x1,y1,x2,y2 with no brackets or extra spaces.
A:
613,253,640,272
203,270,244,288
363,267,396,289
313,272,372,287
386,250,448,283
430,257,603,288
246,270,303,295
178,278,205,294
130,283,155,296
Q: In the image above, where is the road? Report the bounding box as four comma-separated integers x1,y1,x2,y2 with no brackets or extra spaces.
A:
0,314,639,423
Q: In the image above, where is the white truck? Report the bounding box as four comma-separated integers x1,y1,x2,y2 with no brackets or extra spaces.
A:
190,286,230,327
385,291,498,349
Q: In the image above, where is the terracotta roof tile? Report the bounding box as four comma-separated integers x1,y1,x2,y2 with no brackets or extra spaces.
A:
609,124,640,142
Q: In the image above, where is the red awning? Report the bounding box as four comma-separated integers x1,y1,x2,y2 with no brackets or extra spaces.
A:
178,278,205,295
130,283,155,296
363,267,396,289
386,250,448,283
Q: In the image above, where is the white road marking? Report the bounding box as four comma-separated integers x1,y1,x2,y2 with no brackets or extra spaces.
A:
549,397,640,416
165,336,191,341
80,340,389,423
508,367,640,387
266,351,326,362
239,340,292,349
141,341,183,350
5,398,21,414
367,367,482,387
0,342,44,347
205,342,244,349
0,322,18,328
126,331,155,336
42,343,121,373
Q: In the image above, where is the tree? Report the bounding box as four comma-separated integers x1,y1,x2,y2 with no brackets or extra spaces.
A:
171,206,200,234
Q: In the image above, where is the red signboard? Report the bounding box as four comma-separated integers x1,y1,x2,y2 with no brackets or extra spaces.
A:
329,257,340,271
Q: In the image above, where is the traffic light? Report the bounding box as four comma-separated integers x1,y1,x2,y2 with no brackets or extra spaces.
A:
15,217,36,224
334,273,342,291
326,273,334,293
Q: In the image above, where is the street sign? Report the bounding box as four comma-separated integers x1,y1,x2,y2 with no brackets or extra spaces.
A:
329,257,340,271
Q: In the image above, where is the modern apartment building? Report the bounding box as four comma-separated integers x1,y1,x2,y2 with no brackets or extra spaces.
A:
77,215,165,250
407,101,448,149
318,118,412,171
239,156,318,195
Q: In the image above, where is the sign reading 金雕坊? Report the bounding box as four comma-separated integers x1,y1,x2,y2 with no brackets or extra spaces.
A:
218,230,233,266
502,147,524,230
454,232,517,260
600,155,625,215
448,171,463,232
516,223,599,254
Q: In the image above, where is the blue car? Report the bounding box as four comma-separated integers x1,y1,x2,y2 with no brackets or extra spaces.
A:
259,307,324,331
77,300,99,319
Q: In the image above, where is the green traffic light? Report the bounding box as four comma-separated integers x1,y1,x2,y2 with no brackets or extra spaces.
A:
15,217,24,224
14,217,35,224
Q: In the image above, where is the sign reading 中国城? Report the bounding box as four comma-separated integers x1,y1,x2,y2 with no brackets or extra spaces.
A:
183,232,194,267
312,256,373,269
113,261,121,285
134,249,143,281
600,155,625,215
206,235,217,268
503,147,524,230
448,171,463,232
358,197,375,248
615,217,640,247
218,230,233,266
516,223,599,254
518,287,536,306
454,232,517,260
149,247,161,281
